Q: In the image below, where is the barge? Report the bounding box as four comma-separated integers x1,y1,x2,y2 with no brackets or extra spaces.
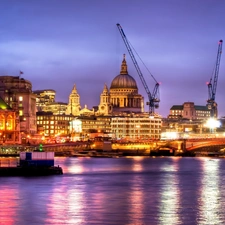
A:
0,151,63,176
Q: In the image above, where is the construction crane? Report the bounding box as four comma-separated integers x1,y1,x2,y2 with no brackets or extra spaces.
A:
207,39,223,118
116,23,160,116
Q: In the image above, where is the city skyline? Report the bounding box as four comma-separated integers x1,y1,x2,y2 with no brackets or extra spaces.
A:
0,0,225,117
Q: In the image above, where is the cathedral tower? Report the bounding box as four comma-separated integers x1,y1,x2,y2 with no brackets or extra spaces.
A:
66,84,81,116
98,84,112,115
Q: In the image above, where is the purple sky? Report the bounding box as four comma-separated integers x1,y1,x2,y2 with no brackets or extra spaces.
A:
0,0,225,117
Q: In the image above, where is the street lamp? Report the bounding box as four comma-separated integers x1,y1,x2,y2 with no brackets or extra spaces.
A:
205,118,221,133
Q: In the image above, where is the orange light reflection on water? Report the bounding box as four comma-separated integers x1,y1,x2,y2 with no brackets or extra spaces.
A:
132,156,145,172
127,158,144,224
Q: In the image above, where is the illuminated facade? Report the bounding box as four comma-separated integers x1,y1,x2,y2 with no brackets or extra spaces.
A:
0,76,37,135
111,113,162,140
66,84,81,115
69,116,111,141
108,54,144,114
169,102,210,120
0,97,19,144
33,89,56,111
34,89,67,115
36,111,74,138
42,102,67,115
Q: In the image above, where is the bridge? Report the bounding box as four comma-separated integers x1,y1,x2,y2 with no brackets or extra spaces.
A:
1,138,225,157
185,138,225,151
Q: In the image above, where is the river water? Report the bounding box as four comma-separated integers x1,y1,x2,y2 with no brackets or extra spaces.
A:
1,156,225,225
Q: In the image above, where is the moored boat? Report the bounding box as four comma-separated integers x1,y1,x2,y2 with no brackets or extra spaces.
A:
0,151,63,176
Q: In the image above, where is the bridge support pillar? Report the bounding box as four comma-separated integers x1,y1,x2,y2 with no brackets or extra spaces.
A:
175,140,184,155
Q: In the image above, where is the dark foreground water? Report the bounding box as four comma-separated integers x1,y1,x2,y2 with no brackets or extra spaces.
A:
1,157,225,225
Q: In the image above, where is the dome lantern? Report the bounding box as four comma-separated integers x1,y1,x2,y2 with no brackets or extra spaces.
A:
110,54,138,89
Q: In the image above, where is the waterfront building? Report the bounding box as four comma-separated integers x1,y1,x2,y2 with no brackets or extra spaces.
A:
0,97,19,144
0,76,37,137
169,102,210,120
69,116,111,141
36,111,75,142
111,113,162,140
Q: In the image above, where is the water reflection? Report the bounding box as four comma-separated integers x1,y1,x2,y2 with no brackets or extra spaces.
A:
45,176,86,224
0,183,18,224
127,157,144,224
159,158,181,225
198,158,221,225
1,157,225,224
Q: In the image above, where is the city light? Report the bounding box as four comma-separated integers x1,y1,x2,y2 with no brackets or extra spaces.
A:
205,118,221,129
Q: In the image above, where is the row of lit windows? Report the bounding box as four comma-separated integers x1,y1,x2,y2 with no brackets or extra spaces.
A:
112,125,161,128
83,121,110,125
45,130,67,134
172,110,210,114
114,130,160,134
112,120,161,123
37,116,72,120
37,121,69,125
41,125,67,129
196,113,210,116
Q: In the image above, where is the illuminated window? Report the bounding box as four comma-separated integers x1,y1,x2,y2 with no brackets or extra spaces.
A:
19,96,23,101
0,115,5,130
6,116,13,130
19,110,23,116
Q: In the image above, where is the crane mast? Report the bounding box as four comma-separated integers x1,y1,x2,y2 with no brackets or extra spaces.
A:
116,23,160,116
207,39,223,118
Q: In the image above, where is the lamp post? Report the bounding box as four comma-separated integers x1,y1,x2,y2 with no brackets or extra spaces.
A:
205,118,220,134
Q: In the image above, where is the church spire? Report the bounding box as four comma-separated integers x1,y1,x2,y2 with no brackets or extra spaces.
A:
120,54,128,75
72,84,77,93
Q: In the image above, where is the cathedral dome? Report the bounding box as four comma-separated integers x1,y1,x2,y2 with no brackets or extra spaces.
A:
110,54,138,89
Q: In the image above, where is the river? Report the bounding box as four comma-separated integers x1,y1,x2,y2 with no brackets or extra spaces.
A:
1,156,225,225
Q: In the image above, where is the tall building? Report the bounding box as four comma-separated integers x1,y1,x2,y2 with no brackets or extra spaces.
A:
0,76,37,136
33,89,56,111
42,102,67,115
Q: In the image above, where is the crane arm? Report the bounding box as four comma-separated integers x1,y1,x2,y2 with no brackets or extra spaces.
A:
207,39,223,118
211,40,223,100
117,24,151,97
116,23,160,115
